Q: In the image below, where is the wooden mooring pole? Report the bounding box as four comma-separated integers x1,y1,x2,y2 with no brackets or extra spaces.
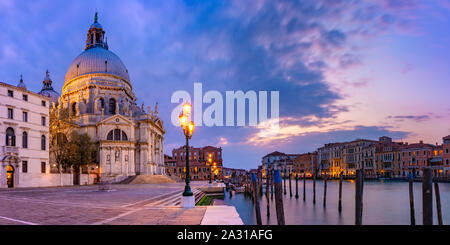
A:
283,170,287,195
289,173,292,197
271,170,274,200
313,170,316,204
303,172,306,201
338,171,343,213
434,181,443,225
422,168,433,225
251,173,262,225
408,173,415,225
274,170,285,225
259,172,263,197
266,171,270,217
295,173,299,199
355,169,363,225
323,173,327,207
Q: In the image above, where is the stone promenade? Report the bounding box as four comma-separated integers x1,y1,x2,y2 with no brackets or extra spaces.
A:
0,181,242,225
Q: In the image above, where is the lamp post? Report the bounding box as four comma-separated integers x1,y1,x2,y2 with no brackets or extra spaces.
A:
208,154,213,187
179,102,195,207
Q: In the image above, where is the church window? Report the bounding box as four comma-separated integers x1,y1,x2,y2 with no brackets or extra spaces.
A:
109,99,116,114
114,129,121,140
72,102,77,114
107,131,113,140
107,129,128,141
99,98,105,108
121,131,128,141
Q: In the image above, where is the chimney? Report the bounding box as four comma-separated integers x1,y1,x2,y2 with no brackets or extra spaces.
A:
420,140,423,144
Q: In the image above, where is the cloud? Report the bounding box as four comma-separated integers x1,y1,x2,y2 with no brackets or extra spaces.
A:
0,0,425,169
386,115,431,122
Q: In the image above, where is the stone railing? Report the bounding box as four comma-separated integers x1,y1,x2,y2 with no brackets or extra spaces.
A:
2,146,19,155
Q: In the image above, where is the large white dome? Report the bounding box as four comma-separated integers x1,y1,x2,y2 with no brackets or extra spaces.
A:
64,46,130,84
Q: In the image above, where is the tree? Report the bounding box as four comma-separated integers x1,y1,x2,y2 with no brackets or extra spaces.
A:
50,106,77,185
70,131,97,169
50,106,97,185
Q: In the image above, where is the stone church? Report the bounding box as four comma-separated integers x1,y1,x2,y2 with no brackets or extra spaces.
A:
53,14,165,182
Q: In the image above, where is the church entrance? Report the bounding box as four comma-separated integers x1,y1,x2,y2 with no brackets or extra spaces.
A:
6,165,14,188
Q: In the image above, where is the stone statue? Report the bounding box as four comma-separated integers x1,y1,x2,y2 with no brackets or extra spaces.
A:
147,106,152,116
141,102,145,112
154,102,159,117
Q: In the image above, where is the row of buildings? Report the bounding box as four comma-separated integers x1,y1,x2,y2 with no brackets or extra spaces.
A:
164,146,224,181
164,145,251,184
261,136,450,179
1,14,166,188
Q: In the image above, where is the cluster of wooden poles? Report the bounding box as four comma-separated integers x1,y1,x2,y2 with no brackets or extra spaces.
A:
240,167,443,225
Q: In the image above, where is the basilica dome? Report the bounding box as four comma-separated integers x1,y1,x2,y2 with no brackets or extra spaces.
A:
63,13,130,86
64,47,130,84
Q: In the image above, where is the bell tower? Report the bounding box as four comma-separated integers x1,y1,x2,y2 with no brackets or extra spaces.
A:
85,12,108,50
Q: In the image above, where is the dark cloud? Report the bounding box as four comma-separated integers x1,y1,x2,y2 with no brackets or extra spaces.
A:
386,115,431,122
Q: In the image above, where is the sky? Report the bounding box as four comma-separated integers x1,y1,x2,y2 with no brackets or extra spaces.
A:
1,0,450,170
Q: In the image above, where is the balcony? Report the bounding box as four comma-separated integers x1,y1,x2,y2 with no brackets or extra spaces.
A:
2,146,19,155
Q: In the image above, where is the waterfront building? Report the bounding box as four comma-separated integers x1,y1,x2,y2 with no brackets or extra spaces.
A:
261,151,299,177
293,152,317,177
56,14,166,182
374,136,404,178
0,80,50,188
442,135,450,176
318,143,343,177
400,141,435,177
168,145,223,181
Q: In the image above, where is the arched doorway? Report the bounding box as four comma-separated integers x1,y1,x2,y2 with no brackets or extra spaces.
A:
6,165,14,188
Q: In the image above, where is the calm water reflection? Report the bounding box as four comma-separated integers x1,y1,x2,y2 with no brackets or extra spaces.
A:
224,180,450,225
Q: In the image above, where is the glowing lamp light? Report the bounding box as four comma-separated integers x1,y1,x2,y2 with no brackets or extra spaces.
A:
188,121,195,134
179,114,188,126
183,103,192,116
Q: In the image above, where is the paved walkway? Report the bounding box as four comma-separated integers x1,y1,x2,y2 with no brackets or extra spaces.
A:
0,181,242,225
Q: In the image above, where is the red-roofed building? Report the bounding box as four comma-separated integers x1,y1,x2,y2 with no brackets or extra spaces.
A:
167,145,223,181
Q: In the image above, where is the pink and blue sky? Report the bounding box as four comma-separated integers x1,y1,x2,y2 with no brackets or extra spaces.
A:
0,0,449,169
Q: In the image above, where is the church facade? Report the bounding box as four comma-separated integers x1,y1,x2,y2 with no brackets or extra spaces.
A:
54,14,166,182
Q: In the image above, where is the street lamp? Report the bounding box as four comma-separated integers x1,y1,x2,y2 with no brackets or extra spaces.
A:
208,153,213,186
179,102,195,207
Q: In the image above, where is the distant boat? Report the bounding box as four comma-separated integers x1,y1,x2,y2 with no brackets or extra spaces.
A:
234,187,245,193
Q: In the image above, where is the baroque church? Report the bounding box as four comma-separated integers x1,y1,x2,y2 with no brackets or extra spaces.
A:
49,14,166,182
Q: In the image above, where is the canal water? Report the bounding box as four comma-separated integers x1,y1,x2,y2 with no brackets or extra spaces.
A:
223,179,450,225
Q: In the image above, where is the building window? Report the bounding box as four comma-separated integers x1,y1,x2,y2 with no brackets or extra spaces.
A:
23,94,28,101
6,127,15,146
41,162,46,173
109,98,116,114
72,102,77,114
23,111,28,122
447,149,449,154
7,108,13,119
8,90,13,97
22,161,28,173
41,135,46,150
114,129,121,140
22,132,28,148
107,129,128,141
42,100,46,107
41,116,46,126
107,131,113,140
121,131,128,141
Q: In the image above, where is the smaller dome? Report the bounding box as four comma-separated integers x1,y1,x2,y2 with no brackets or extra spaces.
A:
17,75,26,89
38,70,60,105
90,22,103,29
